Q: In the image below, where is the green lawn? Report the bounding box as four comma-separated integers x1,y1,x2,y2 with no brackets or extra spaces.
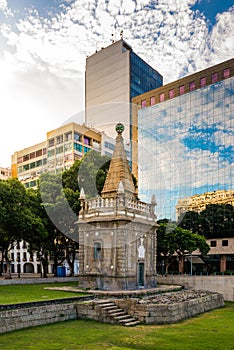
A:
0,302,233,349
0,282,87,304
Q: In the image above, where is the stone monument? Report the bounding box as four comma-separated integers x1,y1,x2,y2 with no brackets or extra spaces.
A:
78,123,158,290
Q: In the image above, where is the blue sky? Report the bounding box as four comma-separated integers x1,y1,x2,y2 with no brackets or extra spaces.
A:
0,0,233,167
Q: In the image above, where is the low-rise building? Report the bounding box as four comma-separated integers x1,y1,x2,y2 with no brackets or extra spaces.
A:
0,167,11,179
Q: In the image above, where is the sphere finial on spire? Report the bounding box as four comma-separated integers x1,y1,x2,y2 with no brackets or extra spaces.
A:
115,123,125,134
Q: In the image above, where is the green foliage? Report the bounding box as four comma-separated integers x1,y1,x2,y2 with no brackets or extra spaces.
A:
0,179,47,276
179,204,234,239
157,219,209,273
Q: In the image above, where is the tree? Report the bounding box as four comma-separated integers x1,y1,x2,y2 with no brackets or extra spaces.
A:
63,150,111,198
199,204,234,239
178,204,234,239
26,188,50,277
178,211,202,234
157,219,209,274
0,179,46,278
156,219,177,274
38,172,79,276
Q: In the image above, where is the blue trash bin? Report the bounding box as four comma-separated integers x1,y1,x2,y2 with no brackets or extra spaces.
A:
57,266,66,277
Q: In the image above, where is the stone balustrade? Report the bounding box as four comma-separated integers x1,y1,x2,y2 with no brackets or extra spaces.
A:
87,197,151,214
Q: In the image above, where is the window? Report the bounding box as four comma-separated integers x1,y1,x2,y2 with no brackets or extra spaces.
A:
23,252,27,261
84,146,91,154
17,157,23,164
179,85,185,95
74,143,82,153
65,132,72,142
210,240,217,247
56,135,63,144
222,240,228,246
189,81,195,91
93,140,100,150
141,100,147,108
23,154,29,162
169,89,175,99
30,162,36,169
23,241,27,249
56,145,63,154
200,77,206,87
211,72,218,83
23,164,29,171
94,242,102,259
30,152,36,159
11,253,14,261
36,149,42,157
150,96,155,106
64,142,72,153
159,93,165,102
223,68,230,79
84,136,91,145
48,138,55,147
74,132,81,142
48,149,55,158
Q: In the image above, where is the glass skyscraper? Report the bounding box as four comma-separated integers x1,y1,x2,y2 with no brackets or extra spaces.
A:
133,59,233,220
85,39,163,148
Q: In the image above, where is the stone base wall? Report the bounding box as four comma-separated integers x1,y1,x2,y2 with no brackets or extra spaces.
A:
76,292,224,325
156,275,234,301
114,293,224,324
0,303,77,334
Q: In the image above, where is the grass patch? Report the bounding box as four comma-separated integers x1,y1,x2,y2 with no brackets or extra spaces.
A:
0,302,233,349
0,282,87,304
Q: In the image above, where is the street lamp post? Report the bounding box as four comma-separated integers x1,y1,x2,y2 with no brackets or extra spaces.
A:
190,253,192,276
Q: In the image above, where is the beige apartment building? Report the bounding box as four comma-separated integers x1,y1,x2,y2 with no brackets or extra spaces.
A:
11,122,105,188
0,166,11,180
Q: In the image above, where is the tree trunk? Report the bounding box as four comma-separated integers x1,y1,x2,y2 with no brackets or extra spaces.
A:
4,251,11,279
41,257,48,278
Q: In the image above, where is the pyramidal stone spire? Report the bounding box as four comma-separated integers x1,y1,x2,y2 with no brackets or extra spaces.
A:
101,123,137,200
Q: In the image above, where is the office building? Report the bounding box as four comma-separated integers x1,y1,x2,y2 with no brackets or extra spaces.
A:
85,39,163,144
132,58,234,220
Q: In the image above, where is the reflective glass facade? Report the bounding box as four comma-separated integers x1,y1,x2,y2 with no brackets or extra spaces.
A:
138,76,234,220
130,52,163,100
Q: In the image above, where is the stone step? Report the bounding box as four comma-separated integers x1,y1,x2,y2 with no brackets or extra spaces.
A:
113,314,129,320
93,300,112,305
108,310,125,316
124,321,140,327
97,302,115,308
102,305,118,311
118,317,137,324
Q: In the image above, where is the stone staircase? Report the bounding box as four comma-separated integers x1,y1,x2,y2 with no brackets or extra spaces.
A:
94,299,140,327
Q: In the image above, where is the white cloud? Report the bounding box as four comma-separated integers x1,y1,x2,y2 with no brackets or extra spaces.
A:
0,0,13,17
